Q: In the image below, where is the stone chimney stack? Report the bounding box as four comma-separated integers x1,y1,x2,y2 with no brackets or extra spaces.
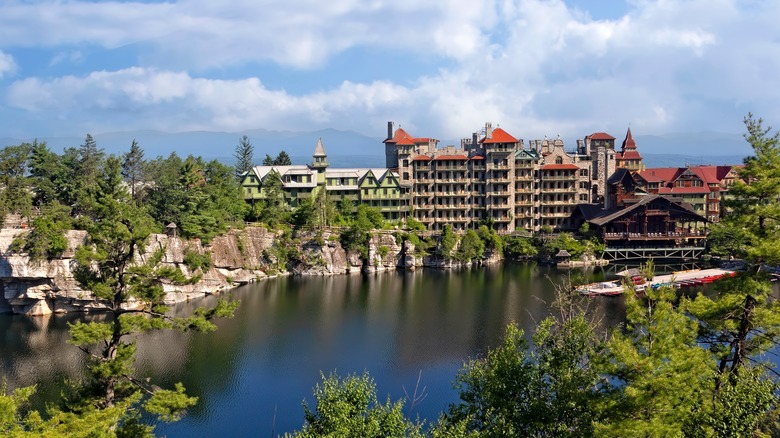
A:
485,122,493,139
387,121,394,140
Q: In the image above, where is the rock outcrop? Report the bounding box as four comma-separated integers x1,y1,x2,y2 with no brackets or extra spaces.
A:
1,226,503,315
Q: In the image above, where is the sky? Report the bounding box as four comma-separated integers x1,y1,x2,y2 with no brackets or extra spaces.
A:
0,0,778,146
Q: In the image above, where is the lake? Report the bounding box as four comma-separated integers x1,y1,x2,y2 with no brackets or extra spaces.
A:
1,262,628,436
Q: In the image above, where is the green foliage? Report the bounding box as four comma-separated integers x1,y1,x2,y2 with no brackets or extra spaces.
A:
65,157,239,431
143,382,198,423
405,232,434,257
183,248,212,272
541,232,583,258
121,139,146,202
0,142,33,221
476,225,503,255
378,245,390,259
292,190,336,231
0,382,137,437
253,169,290,227
598,286,714,436
21,202,73,260
503,236,538,259
455,229,484,262
233,135,254,180
439,225,457,258
340,205,385,258
405,216,426,232
145,155,245,242
442,316,603,437
263,151,292,166
287,372,423,438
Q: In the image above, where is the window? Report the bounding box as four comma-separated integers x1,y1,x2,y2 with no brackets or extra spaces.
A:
403,160,409,167
555,157,563,164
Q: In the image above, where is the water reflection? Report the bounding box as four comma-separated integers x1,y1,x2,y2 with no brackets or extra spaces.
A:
1,262,626,436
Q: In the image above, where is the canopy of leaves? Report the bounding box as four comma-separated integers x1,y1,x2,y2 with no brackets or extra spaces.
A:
286,372,423,438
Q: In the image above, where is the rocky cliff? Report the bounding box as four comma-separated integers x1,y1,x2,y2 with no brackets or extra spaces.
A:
1,226,501,316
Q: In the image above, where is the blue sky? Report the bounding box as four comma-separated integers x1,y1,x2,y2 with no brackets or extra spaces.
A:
1,0,778,146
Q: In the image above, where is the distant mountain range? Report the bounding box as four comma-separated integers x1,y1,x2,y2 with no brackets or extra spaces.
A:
0,128,749,169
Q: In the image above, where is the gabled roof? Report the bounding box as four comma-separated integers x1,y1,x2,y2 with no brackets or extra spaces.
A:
607,168,633,185
689,165,736,185
636,167,684,184
515,149,540,160
621,127,636,150
481,127,519,144
586,195,706,226
589,132,615,141
396,137,415,146
541,164,579,171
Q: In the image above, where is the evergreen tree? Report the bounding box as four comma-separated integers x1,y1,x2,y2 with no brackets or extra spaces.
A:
68,156,238,434
234,135,254,180
274,150,292,165
688,114,780,373
262,153,274,166
0,143,33,224
121,139,147,201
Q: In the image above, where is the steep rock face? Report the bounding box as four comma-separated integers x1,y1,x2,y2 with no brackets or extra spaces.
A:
364,233,404,273
1,226,504,315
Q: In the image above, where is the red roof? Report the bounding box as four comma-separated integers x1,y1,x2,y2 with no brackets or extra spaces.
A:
413,155,432,161
541,164,579,171
434,155,468,161
383,127,413,144
637,168,683,183
690,165,736,185
481,127,519,144
470,155,485,160
617,150,642,160
396,137,415,146
621,127,637,150
590,132,615,141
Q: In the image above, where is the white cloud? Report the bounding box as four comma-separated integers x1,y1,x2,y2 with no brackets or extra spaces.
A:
3,0,780,141
0,50,16,78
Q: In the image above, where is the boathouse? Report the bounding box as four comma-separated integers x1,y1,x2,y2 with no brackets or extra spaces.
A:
573,194,709,261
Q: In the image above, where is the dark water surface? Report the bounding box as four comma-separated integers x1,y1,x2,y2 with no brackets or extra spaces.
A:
1,262,627,436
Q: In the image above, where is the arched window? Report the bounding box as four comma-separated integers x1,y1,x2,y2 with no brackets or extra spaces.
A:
555,157,563,165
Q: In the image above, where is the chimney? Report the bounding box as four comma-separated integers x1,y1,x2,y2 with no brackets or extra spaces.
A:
387,121,393,140
485,122,493,139
472,132,478,147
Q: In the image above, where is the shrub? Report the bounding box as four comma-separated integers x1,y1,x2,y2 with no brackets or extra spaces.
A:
183,248,212,272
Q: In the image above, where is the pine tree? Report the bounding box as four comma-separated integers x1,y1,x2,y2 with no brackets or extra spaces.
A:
233,135,254,180
68,156,238,434
688,114,780,374
274,150,292,165
121,139,146,201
